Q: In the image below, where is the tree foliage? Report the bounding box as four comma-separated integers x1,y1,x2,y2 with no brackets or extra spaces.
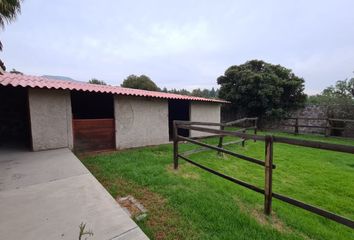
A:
0,0,23,71
0,0,22,30
9,68,23,74
307,72,354,109
121,74,160,91
161,87,219,98
164,88,190,96
191,88,218,98
322,76,354,98
217,60,306,119
88,78,107,85
0,59,5,71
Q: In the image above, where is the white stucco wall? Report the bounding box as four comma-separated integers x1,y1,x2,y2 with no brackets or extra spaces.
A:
28,88,73,151
190,102,221,137
114,96,169,149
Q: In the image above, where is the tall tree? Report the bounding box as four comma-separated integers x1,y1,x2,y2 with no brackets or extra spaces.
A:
191,88,203,97
218,60,306,119
88,78,107,85
121,74,160,91
0,0,23,71
209,87,217,98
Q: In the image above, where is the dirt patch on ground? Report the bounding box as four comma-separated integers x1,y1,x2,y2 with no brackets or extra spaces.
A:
181,172,199,180
235,198,290,232
103,177,198,240
166,164,200,180
251,206,288,233
234,197,313,239
117,195,147,221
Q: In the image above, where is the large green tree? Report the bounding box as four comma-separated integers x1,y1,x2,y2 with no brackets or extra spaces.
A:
217,60,306,119
121,74,159,91
0,0,23,71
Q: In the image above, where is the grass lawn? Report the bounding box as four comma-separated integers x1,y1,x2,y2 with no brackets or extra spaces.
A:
80,131,354,240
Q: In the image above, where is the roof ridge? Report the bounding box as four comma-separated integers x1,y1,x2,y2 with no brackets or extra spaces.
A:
0,72,229,103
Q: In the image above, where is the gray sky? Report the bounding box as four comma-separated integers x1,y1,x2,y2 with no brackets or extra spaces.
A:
1,0,354,94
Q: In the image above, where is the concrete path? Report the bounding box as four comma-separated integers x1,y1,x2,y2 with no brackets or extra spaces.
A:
0,148,149,240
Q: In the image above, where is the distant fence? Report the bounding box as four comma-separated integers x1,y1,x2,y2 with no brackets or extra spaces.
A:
172,120,354,229
221,104,354,138
278,117,354,137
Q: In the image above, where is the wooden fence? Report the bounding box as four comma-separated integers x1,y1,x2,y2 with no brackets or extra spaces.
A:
181,118,258,156
281,117,354,137
172,120,354,229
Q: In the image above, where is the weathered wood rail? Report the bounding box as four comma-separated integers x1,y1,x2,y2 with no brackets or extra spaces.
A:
178,118,258,155
172,120,354,229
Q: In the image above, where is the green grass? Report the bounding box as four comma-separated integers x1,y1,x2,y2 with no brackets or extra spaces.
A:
80,131,354,240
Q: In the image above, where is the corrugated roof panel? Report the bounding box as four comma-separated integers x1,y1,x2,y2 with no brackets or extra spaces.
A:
0,73,229,103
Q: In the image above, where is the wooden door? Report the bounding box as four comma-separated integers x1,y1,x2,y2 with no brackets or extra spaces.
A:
73,118,115,152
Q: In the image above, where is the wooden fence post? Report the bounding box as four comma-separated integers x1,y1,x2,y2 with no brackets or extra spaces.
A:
325,118,330,137
343,121,347,138
254,118,258,142
242,128,246,147
295,118,299,135
217,125,225,155
264,135,273,215
173,121,179,169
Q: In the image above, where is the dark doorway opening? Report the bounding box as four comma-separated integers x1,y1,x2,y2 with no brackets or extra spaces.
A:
71,91,115,152
0,86,31,149
168,99,190,140
71,91,114,119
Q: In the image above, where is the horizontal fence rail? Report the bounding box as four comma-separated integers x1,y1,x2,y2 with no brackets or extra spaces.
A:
172,119,354,230
272,193,354,229
178,135,275,169
223,139,246,147
286,117,354,123
273,136,354,154
223,117,258,126
178,125,265,141
175,117,258,127
178,154,265,194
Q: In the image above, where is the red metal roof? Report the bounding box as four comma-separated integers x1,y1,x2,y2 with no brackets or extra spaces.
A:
0,73,228,103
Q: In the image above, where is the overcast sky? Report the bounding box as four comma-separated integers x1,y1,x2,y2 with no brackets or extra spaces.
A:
1,0,354,94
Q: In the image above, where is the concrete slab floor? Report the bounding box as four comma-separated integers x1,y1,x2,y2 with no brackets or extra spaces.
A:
0,148,149,240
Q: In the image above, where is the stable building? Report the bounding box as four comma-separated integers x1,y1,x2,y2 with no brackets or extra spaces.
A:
0,73,226,152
